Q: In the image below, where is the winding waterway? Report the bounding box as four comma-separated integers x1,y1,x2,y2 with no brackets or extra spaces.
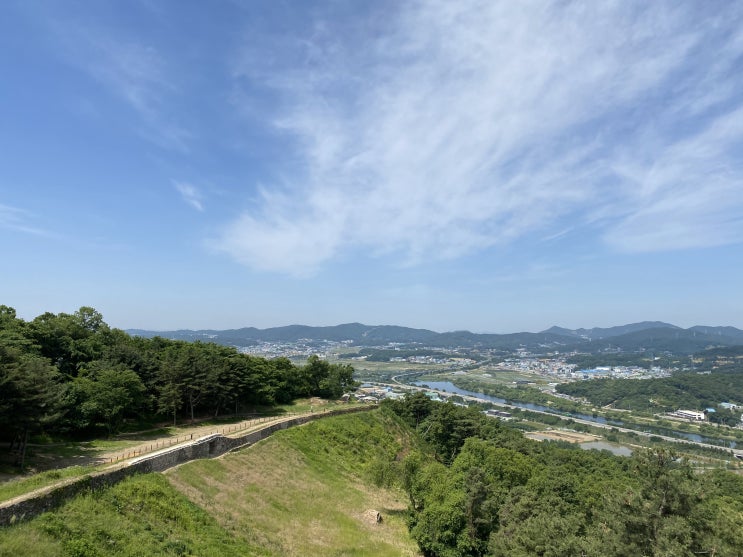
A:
411,380,737,448
412,381,618,424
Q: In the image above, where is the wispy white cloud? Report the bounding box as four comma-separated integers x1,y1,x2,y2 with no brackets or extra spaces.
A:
606,105,743,251
173,182,205,212
0,203,49,236
218,1,743,274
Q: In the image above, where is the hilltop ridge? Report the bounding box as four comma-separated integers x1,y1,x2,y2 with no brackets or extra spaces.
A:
128,321,743,354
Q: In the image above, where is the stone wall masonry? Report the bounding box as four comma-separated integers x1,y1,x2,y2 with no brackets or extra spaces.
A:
0,405,375,526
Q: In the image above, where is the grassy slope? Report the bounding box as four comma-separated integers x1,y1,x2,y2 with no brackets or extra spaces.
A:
167,410,420,557
0,473,262,557
0,466,100,503
0,410,421,557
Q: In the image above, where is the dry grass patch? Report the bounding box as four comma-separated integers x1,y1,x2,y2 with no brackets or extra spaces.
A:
525,430,600,443
167,416,421,557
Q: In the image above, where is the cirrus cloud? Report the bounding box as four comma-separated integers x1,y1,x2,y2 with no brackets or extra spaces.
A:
174,181,205,212
217,1,743,275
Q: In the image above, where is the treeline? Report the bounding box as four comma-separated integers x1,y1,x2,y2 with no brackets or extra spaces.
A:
556,372,743,421
0,306,356,465
339,348,457,362
694,346,743,373
567,347,743,374
381,394,743,556
566,353,659,370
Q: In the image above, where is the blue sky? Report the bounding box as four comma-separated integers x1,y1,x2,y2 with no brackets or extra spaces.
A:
2,0,743,333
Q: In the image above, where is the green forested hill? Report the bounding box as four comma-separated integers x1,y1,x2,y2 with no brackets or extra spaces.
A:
382,395,743,556
557,371,743,419
127,320,743,353
561,346,743,420
563,326,743,354
2,405,743,556
0,305,355,467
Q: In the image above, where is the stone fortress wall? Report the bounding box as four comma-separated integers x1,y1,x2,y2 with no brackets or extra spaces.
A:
0,405,374,526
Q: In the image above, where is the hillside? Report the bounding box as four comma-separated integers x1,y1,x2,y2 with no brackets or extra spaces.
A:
3,404,743,556
126,323,440,346
557,370,743,415
128,321,743,354
0,411,421,557
168,410,420,557
542,321,679,340
563,326,743,355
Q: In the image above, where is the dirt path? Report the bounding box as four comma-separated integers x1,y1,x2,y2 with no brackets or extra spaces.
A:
98,414,301,465
1,406,376,528
3,413,314,478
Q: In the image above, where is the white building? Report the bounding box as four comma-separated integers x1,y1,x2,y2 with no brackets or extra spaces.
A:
673,409,706,421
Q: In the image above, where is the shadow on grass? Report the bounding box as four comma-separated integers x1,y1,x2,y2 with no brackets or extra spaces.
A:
1,400,354,481
380,507,410,520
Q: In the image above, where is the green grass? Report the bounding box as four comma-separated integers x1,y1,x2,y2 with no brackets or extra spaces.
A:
0,473,264,557
167,410,421,557
34,438,142,459
11,430,201,474
427,368,552,386
273,397,362,414
2,436,167,479
352,360,452,382
2,407,314,478
1,404,346,499
0,466,100,503
0,410,422,557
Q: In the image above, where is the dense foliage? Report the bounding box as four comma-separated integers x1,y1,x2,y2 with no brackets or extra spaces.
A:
557,371,743,420
0,305,356,466
694,346,743,373
382,394,743,556
566,353,657,370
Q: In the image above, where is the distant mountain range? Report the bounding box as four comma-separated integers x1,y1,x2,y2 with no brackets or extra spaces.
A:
127,321,743,355
543,321,680,340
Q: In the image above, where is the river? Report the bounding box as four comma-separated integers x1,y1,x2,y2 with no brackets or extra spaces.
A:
412,380,619,424
411,380,737,448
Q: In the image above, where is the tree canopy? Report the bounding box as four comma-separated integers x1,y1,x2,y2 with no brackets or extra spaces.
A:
381,395,743,556
0,306,357,465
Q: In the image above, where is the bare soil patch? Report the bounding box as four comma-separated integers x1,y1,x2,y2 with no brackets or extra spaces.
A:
525,430,600,443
